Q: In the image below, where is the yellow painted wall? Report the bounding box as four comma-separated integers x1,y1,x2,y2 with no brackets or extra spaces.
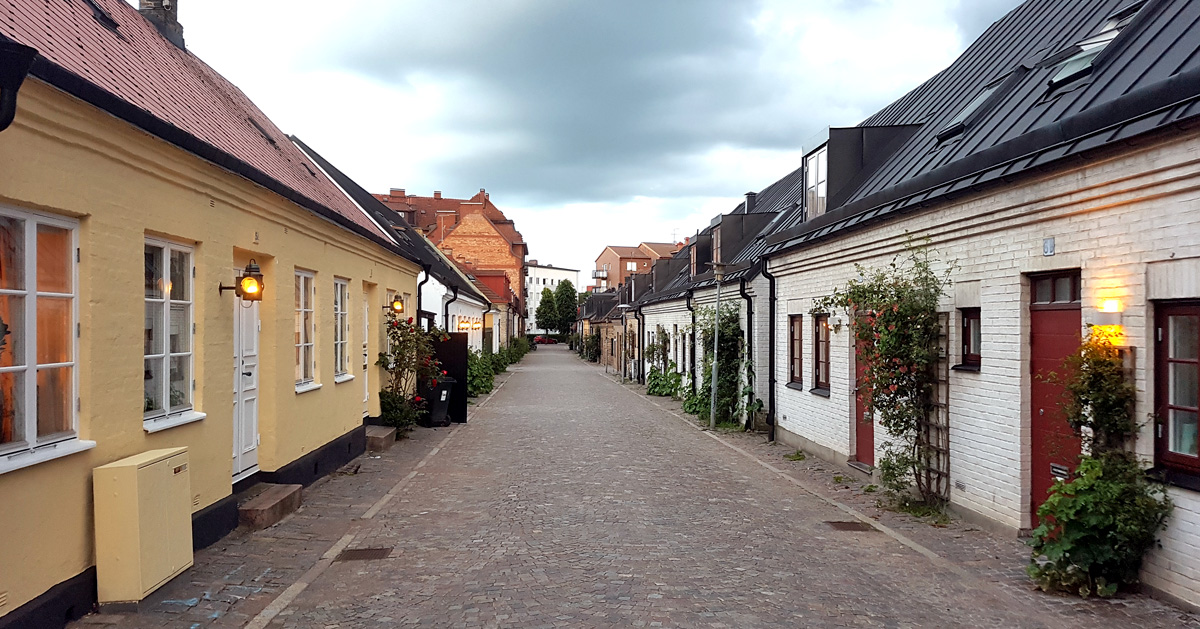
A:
0,79,419,616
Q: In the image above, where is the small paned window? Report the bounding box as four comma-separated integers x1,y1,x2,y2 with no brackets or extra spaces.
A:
813,314,830,390
144,239,194,421
295,270,316,386
1157,302,1200,475
805,147,828,219
960,308,981,368
789,315,803,383
333,279,350,377
0,210,79,458
627,261,637,272
712,228,722,265
1032,273,1080,305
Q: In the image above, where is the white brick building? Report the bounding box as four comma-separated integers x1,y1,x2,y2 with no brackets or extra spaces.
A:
525,261,579,334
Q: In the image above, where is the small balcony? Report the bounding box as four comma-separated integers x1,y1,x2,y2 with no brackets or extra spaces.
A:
592,269,608,279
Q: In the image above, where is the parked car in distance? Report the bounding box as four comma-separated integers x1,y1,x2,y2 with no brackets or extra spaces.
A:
534,336,558,344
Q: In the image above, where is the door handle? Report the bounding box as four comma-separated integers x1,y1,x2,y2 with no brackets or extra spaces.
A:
242,371,252,377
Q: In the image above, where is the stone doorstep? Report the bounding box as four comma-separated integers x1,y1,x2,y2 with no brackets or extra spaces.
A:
238,483,302,530
366,425,397,452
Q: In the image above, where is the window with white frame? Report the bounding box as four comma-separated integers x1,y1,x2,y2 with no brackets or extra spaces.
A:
144,239,194,422
0,210,78,457
805,146,828,219
333,278,349,377
626,261,637,272
295,270,316,385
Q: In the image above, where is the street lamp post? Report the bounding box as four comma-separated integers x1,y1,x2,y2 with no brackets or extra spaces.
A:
709,263,726,430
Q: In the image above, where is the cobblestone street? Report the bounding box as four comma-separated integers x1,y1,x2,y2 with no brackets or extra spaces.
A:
74,346,1199,628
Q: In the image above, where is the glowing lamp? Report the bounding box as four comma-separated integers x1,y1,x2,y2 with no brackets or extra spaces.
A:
1096,299,1122,327
384,297,404,313
457,320,471,330
472,321,483,330
219,259,265,301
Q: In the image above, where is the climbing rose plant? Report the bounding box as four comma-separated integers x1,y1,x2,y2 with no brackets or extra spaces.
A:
375,311,448,430
814,242,952,506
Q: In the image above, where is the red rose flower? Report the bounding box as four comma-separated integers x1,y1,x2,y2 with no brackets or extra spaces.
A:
414,396,423,402
408,317,414,324
442,370,448,375
432,379,438,387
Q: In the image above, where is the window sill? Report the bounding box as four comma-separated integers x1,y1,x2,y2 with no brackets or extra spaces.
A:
785,381,806,392
810,387,831,398
295,381,323,395
334,373,355,384
1152,466,1200,493
144,410,207,434
0,439,97,476
951,363,981,373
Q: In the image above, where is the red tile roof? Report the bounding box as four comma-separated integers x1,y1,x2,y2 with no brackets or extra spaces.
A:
1,0,388,241
605,246,650,259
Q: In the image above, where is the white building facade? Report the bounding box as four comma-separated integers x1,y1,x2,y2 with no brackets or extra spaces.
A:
525,262,579,334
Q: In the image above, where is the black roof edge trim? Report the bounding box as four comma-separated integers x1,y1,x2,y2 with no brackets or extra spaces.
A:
15,48,408,260
765,64,1200,251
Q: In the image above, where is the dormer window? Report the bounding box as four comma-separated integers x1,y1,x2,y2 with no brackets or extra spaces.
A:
712,228,722,265
1048,2,1142,89
804,146,828,219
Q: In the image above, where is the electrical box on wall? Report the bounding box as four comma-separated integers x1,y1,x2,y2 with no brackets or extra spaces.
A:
93,447,193,608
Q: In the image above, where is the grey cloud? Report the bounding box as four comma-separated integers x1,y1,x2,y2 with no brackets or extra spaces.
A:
321,0,1021,207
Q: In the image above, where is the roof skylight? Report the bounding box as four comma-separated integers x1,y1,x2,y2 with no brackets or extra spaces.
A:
1048,2,1143,88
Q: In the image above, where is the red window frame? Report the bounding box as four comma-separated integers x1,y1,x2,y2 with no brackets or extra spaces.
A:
1156,301,1200,476
789,315,803,383
961,307,981,367
813,314,830,390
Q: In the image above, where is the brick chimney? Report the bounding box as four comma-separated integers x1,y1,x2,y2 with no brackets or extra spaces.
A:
389,188,405,198
139,1,184,49
433,191,442,199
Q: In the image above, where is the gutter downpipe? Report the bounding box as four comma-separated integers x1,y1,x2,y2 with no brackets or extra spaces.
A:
482,302,494,352
0,42,38,134
761,261,777,443
443,285,459,330
636,304,646,385
739,277,753,429
685,290,696,395
416,263,431,324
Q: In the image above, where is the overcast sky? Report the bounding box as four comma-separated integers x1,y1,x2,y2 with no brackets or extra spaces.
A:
140,0,1023,283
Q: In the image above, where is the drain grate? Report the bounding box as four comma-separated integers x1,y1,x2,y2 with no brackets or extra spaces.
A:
335,547,393,561
826,520,876,532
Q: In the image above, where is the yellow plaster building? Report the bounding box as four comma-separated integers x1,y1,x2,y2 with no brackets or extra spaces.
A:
0,1,444,623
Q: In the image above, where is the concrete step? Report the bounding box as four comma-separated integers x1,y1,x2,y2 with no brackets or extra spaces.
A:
238,483,302,530
366,425,396,452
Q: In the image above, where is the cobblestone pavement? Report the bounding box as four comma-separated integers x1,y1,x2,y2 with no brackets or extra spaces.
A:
73,346,1198,628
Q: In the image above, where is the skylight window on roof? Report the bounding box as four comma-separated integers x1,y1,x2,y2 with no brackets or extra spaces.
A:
1048,2,1143,89
936,82,1000,143
84,0,120,32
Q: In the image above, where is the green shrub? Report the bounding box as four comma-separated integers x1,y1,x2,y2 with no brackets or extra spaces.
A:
467,349,494,396
647,362,683,397
379,390,421,431
487,348,509,373
1028,452,1172,597
583,332,601,362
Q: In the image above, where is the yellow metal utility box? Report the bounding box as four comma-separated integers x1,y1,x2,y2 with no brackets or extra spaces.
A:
93,447,193,606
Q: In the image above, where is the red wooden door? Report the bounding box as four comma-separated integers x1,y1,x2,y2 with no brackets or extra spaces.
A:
855,342,874,466
1029,272,1082,526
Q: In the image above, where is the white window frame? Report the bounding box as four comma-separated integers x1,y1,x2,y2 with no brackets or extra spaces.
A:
143,237,204,433
295,269,316,389
333,278,353,383
805,146,828,219
0,206,93,475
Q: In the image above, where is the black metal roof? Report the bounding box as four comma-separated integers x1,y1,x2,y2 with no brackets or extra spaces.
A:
765,0,1200,254
635,164,805,306
291,136,489,305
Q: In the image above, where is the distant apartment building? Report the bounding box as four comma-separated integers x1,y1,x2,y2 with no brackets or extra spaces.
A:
525,261,580,334
592,242,675,290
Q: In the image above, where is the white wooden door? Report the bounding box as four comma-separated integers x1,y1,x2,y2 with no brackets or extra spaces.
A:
232,292,260,478
362,295,370,417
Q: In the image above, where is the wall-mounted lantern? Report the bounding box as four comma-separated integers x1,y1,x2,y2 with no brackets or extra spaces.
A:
472,321,483,330
384,297,404,313
457,320,471,330
1096,299,1122,327
218,259,264,301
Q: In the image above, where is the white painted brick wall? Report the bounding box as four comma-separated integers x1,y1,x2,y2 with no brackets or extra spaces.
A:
767,130,1200,605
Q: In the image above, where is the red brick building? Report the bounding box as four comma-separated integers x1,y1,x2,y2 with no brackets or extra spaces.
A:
376,188,528,339
593,243,674,290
